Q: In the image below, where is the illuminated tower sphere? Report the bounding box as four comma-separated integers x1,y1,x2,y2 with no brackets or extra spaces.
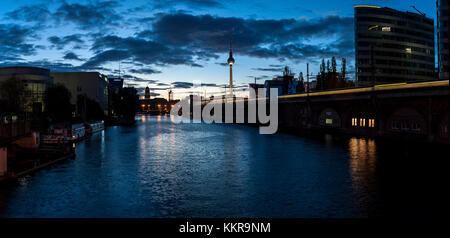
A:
227,37,235,95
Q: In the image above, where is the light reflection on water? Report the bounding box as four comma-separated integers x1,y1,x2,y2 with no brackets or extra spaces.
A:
0,115,445,217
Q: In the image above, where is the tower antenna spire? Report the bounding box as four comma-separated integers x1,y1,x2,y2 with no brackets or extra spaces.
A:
227,30,235,96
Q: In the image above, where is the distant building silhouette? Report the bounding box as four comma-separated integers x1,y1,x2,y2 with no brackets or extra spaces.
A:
144,86,151,99
248,83,264,98
264,66,299,97
354,5,435,86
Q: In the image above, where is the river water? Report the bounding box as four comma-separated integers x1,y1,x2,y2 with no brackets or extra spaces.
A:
0,115,446,217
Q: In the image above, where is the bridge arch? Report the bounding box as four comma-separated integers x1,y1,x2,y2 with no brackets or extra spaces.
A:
318,108,341,128
386,107,426,134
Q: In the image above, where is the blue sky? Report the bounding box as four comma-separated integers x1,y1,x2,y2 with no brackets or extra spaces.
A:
0,0,437,99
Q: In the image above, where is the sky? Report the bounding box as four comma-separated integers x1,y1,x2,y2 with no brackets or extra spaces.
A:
0,0,437,99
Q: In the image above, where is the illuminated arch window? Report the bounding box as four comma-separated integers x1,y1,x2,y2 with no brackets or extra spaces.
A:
359,118,366,127
368,119,375,128
352,118,358,127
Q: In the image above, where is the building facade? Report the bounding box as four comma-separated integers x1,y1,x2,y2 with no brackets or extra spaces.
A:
437,0,449,80
0,66,53,113
50,72,109,115
264,67,300,97
107,77,124,117
139,87,173,114
354,6,435,87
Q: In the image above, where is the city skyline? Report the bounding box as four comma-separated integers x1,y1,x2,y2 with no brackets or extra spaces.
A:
0,0,437,99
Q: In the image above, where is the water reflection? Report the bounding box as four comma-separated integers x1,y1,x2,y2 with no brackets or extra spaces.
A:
347,138,378,216
0,116,446,218
348,137,377,182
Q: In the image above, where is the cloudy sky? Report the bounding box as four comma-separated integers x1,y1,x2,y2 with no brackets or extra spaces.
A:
0,0,436,99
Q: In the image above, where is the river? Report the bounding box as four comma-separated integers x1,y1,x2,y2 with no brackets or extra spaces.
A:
0,115,446,217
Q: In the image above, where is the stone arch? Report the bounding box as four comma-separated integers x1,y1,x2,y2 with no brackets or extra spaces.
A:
318,108,341,127
437,112,449,140
387,107,426,134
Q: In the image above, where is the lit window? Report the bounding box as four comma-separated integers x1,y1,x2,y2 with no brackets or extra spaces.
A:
406,48,412,53
326,118,333,125
368,119,375,128
360,118,366,127
352,118,358,127
382,26,391,32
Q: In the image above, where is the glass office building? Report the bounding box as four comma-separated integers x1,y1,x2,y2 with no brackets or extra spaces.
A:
354,6,435,86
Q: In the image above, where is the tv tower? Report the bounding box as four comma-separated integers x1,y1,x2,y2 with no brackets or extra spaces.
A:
227,32,235,95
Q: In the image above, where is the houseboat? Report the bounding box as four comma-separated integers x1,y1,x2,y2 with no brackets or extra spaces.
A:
85,121,105,135
41,123,86,144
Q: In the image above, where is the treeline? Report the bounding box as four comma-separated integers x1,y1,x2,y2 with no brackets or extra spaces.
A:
314,57,354,91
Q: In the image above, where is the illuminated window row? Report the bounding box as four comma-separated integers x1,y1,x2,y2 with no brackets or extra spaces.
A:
352,118,375,128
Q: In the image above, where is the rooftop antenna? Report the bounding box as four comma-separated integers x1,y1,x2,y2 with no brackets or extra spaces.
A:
119,62,121,78
411,6,425,16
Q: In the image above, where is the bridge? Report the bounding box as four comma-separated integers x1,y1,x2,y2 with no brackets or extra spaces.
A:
277,80,449,144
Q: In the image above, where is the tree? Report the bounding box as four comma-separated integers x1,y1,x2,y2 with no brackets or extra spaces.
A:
330,56,338,89
113,87,139,120
44,84,73,123
0,77,25,113
316,59,326,91
77,95,104,121
339,58,347,88
326,60,331,73
331,56,337,74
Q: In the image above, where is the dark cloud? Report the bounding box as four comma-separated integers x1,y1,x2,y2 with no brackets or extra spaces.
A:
5,4,51,23
63,52,83,61
2,2,355,75
121,74,158,83
48,34,84,50
171,82,193,89
251,67,284,72
129,68,162,74
171,81,218,89
0,24,38,59
54,1,122,30
82,49,131,69
247,75,269,79
83,35,201,68
151,0,224,9
150,13,354,62
0,60,81,72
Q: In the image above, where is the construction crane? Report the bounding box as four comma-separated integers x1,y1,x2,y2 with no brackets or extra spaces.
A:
412,6,425,16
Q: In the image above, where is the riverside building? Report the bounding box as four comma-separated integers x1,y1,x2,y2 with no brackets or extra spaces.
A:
354,5,435,86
